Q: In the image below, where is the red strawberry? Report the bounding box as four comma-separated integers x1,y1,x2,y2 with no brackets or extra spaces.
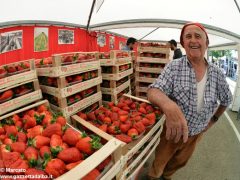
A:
87,112,96,121
30,135,50,149
0,124,5,135
4,138,14,145
99,124,107,132
17,132,27,143
50,134,63,157
145,113,156,125
2,151,21,168
37,104,48,113
24,146,38,167
23,115,36,129
116,134,132,143
82,169,100,180
9,158,29,175
119,115,128,122
10,142,26,153
42,123,62,137
107,125,120,135
40,146,51,159
5,125,18,137
66,160,83,170
45,158,66,178
76,136,102,155
57,147,83,163
56,116,67,126
96,156,112,171
103,117,111,125
127,128,139,139
25,168,50,180
42,114,54,126
62,128,81,146
12,114,20,123
141,117,151,126
133,121,146,134
15,121,23,129
138,107,147,114
27,125,43,138
120,123,131,133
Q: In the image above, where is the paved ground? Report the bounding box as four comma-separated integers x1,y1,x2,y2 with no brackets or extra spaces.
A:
137,110,240,180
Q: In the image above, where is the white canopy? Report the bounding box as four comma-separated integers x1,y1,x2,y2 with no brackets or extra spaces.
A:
1,0,240,47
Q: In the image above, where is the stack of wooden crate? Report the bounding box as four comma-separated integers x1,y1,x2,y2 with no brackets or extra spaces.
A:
0,59,42,116
135,43,170,99
35,52,102,121
99,50,133,105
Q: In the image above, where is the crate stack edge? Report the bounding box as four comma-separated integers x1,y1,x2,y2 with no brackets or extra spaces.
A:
35,52,103,122
99,50,133,105
136,43,171,99
0,59,42,116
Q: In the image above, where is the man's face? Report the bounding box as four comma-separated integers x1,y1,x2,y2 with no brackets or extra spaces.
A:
182,25,208,60
129,43,135,50
167,42,174,50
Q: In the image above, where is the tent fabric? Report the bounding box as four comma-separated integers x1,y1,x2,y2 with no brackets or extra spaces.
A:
0,0,240,46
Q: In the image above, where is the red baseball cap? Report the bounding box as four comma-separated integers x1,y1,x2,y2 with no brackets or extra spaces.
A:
180,22,209,47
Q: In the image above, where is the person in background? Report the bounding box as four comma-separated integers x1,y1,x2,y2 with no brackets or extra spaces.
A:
147,22,232,180
121,37,137,51
168,39,183,59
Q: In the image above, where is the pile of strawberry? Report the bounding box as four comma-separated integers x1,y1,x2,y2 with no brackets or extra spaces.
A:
0,83,34,104
3,62,30,75
35,58,53,68
0,104,109,179
77,97,162,144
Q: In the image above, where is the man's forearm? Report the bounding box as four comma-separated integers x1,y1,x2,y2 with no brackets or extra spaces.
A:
147,88,172,112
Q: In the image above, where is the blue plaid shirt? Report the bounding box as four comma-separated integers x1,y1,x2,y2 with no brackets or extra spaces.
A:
150,56,232,136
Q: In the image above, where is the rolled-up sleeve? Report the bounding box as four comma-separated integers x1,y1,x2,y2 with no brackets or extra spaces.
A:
149,63,174,96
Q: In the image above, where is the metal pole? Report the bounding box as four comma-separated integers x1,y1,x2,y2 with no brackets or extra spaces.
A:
138,27,160,41
87,0,96,31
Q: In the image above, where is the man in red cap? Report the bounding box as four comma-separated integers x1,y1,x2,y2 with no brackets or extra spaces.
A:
146,22,232,180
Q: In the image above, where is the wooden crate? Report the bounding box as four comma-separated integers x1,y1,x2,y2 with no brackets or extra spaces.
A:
0,79,42,116
36,54,100,77
137,56,170,64
50,91,102,118
71,94,165,179
102,68,133,81
0,100,123,180
101,79,130,94
40,70,102,98
0,59,37,90
137,46,170,54
135,90,148,100
99,50,132,66
136,66,164,74
102,86,131,104
101,76,130,89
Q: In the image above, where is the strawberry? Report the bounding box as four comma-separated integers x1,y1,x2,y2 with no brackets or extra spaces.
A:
138,107,147,114
15,121,23,129
50,134,63,157
37,105,48,113
42,114,54,126
45,158,66,178
9,158,29,175
120,123,131,133
145,113,156,125
40,146,51,159
118,110,128,115
62,128,81,146
57,147,83,163
107,102,114,107
82,169,100,180
2,151,21,168
0,124,5,135
77,112,87,120
133,121,146,134
141,117,151,126
5,66,17,73
0,144,11,159
42,123,62,137
5,125,18,137
76,135,102,155
25,168,50,180
146,105,154,113
29,135,50,149
10,142,26,153
4,138,14,145
111,106,120,112
12,114,20,123
103,117,111,125
24,146,38,167
109,112,118,122
128,128,139,139
87,112,97,121
17,132,27,143
119,115,128,122
66,160,83,170
96,156,112,171
116,134,132,143
98,124,107,132
56,116,67,126
23,115,37,129
107,125,120,135
27,125,43,138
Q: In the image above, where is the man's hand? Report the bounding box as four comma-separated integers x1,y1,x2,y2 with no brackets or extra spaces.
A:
164,100,188,143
